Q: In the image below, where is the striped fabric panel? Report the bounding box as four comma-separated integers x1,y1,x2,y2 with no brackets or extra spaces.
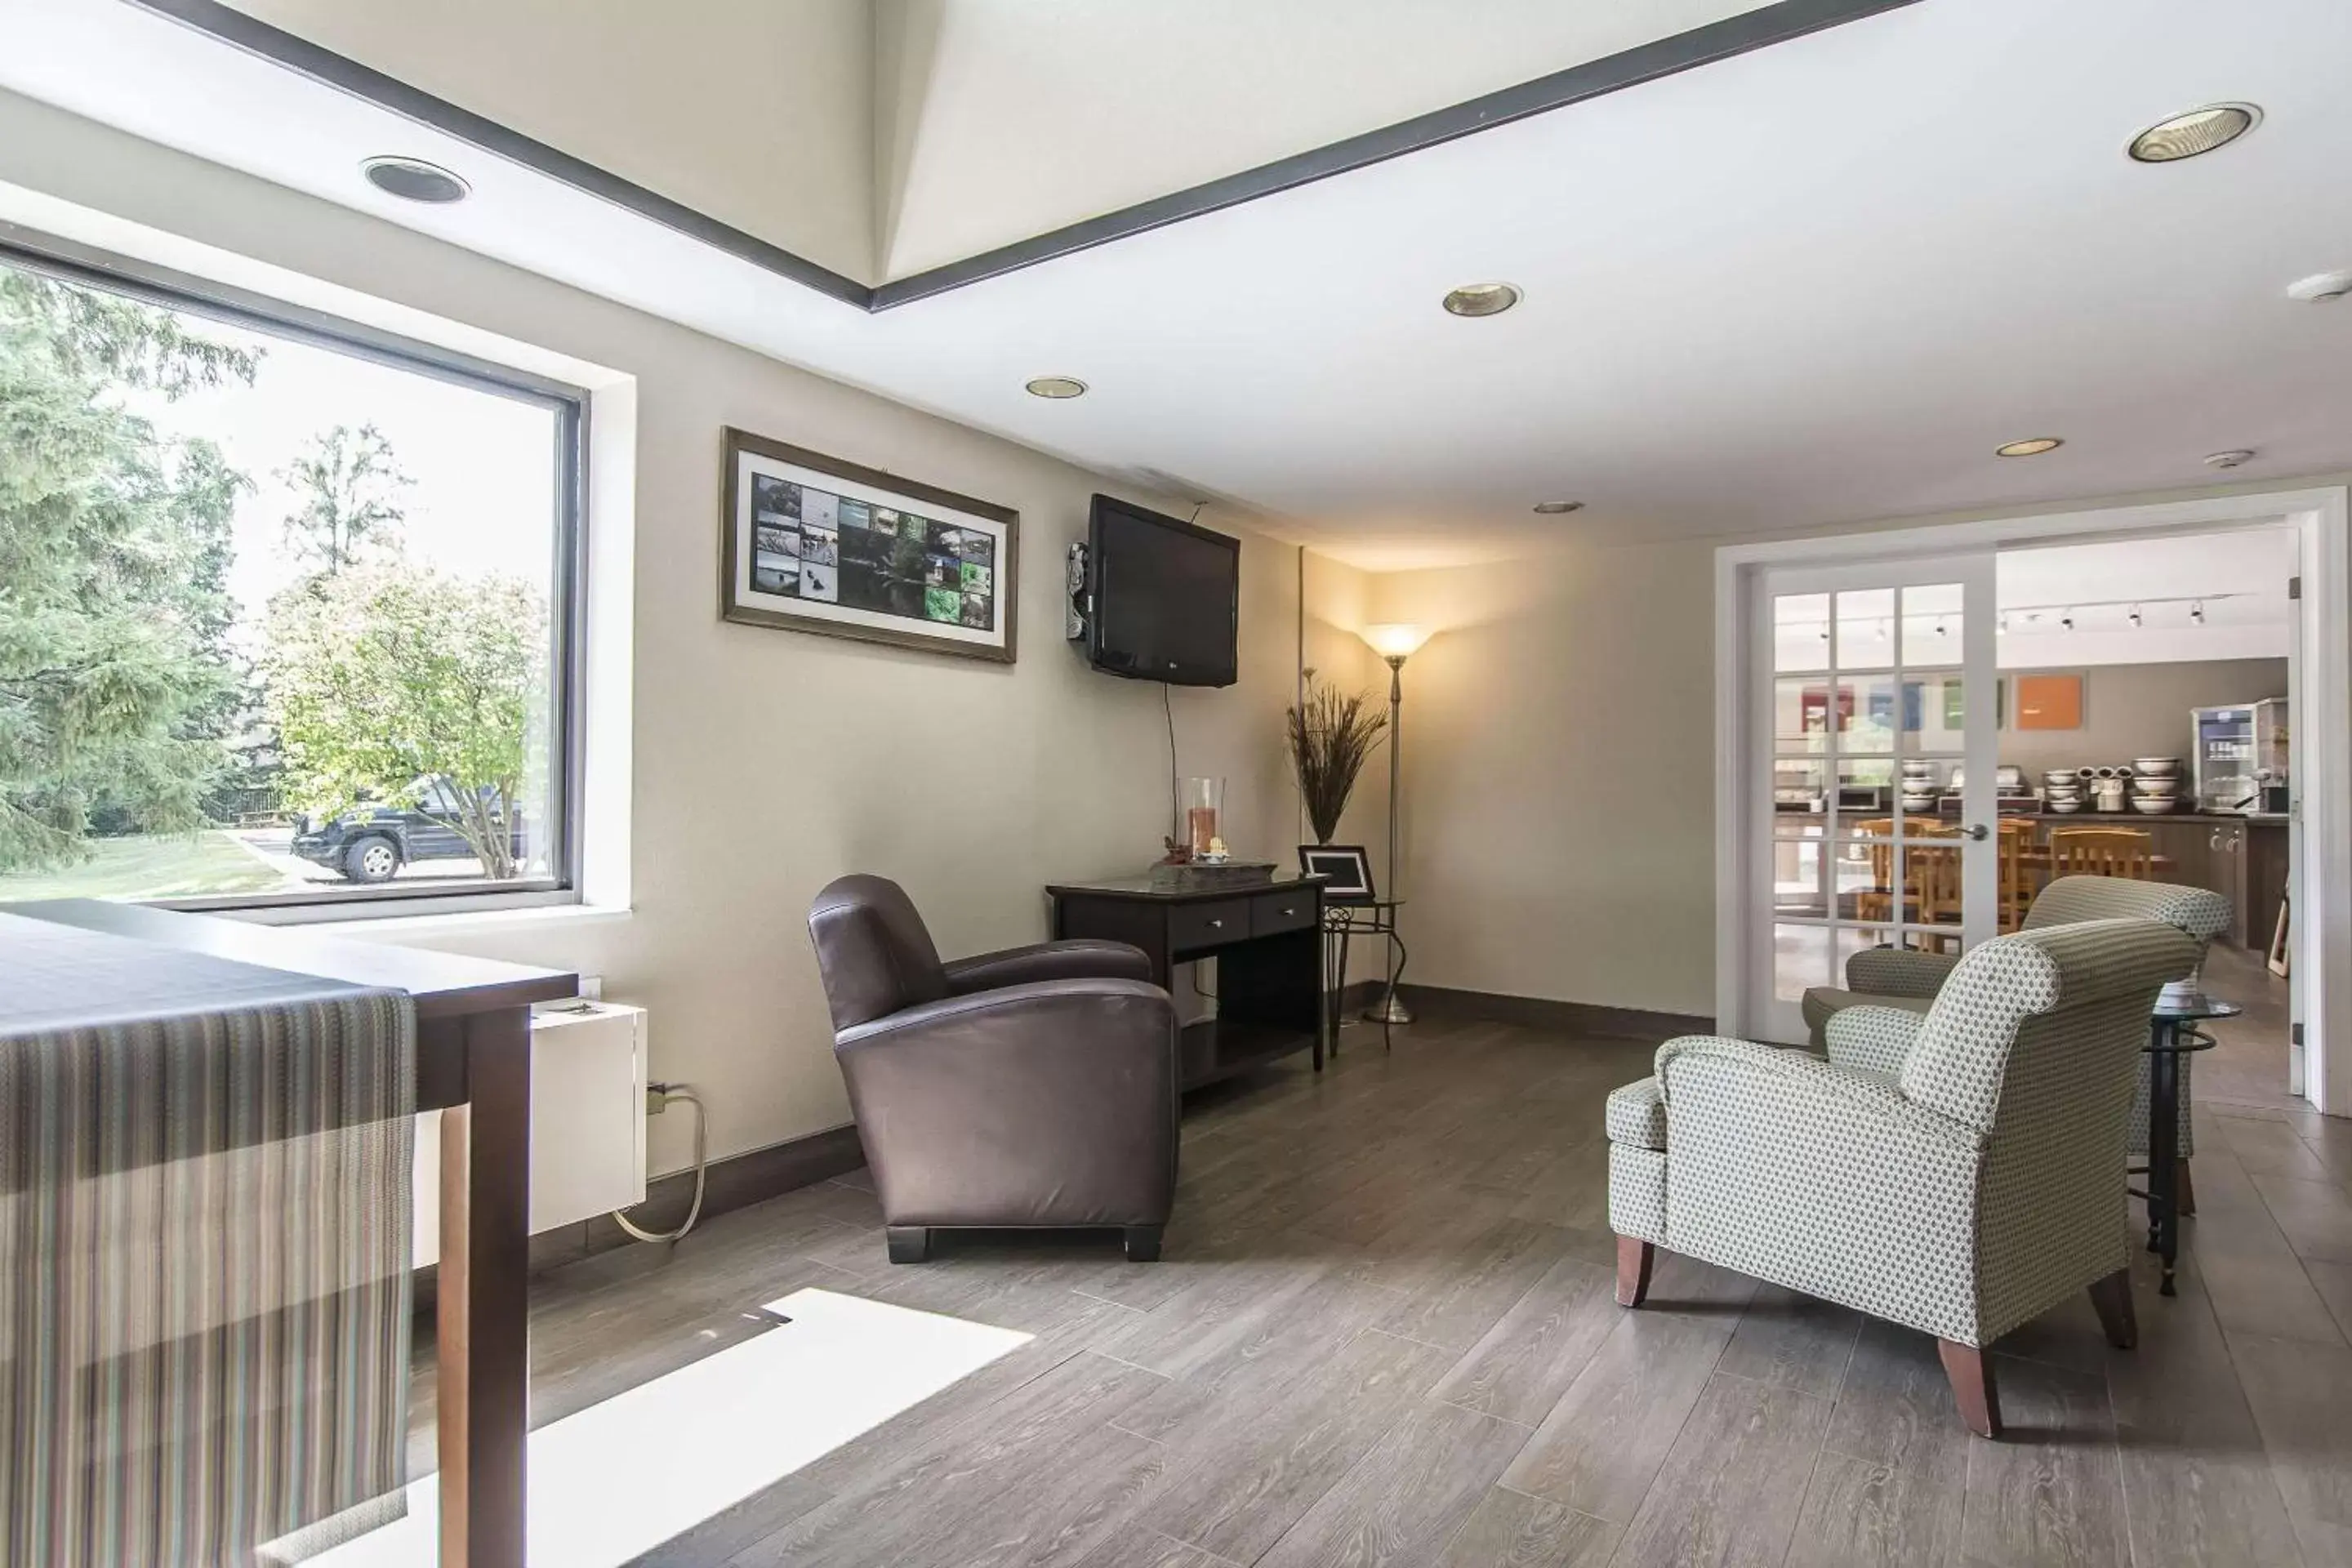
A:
1,988,416,1568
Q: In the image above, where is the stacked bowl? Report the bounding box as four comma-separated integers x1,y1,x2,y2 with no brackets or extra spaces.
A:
1900,759,1939,815
2043,768,2084,813
2131,757,2181,814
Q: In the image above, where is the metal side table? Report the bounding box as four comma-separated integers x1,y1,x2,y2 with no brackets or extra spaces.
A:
2140,996,2238,1297
1321,898,1406,1056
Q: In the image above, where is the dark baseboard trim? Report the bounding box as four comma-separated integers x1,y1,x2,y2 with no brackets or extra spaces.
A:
1396,984,1713,1042
416,1120,866,1310
129,0,1915,313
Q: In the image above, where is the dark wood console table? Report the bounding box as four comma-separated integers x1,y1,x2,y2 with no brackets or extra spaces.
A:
3,900,575,1568
1046,874,1325,1089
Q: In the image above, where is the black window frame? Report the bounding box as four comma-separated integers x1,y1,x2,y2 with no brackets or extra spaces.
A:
0,223,591,918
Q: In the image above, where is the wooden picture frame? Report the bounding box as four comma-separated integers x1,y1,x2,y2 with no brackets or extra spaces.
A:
720,427,1019,662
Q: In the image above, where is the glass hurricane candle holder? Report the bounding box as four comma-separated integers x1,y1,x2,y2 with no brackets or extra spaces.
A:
1182,777,1226,860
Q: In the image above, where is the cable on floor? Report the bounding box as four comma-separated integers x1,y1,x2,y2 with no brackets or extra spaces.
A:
611,1083,707,1243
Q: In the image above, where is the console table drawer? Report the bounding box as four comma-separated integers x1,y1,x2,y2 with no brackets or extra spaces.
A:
1250,889,1316,937
1169,899,1250,952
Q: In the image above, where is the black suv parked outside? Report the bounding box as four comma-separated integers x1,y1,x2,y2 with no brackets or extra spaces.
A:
291,777,526,884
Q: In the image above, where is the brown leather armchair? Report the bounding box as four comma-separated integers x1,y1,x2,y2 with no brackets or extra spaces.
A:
807,874,1180,1263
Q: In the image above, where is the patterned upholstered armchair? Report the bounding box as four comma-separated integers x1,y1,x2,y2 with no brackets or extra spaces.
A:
1801,875,2230,1211
1606,917,2199,1437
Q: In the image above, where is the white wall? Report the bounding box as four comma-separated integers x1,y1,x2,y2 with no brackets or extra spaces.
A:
0,94,1298,1177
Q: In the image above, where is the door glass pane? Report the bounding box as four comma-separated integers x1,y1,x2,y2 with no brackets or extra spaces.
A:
1846,674,1897,754
1901,582,1964,666
1896,756,1951,817
1775,678,1842,753
1834,924,1884,979
1907,673,1965,752
1775,591,1829,672
1900,840,1967,929
1833,835,1891,922
1774,758,1824,811
1773,831,1827,917
1834,588,1894,670
1774,923,1830,1002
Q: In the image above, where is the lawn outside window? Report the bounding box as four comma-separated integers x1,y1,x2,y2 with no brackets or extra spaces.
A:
0,237,586,915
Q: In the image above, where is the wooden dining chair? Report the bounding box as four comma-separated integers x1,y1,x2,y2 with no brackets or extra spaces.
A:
1851,819,1897,924
1998,819,2035,931
2048,827,2154,881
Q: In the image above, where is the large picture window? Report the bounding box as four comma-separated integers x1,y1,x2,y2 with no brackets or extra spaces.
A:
0,241,584,912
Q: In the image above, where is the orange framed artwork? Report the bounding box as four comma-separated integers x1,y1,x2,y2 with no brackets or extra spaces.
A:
2014,672,2083,730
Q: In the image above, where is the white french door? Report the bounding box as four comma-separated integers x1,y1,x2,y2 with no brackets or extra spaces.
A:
1744,552,1999,1043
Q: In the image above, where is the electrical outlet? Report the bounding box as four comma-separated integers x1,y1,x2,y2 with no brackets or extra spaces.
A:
645,1087,667,1116
580,973,604,1000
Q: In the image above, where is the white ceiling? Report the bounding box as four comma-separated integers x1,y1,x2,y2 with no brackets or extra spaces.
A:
215,0,1770,284
865,0,1767,279
4,0,2350,568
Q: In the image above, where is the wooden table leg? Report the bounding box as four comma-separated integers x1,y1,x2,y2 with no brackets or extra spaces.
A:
437,1006,532,1566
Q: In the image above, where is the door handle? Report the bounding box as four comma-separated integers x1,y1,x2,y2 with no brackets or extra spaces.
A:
1962,822,1991,841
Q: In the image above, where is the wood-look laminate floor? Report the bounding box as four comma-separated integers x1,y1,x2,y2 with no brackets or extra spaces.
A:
420,951,2352,1568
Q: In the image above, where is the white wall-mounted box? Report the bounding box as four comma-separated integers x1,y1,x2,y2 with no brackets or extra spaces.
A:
414,999,648,1267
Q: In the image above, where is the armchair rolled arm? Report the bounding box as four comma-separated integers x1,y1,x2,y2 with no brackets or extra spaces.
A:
1655,1034,1982,1153
1844,945,1961,998
1822,1005,1929,1077
840,976,1170,1052
942,939,1152,994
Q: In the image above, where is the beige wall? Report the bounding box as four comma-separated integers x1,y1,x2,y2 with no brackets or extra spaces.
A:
1997,660,2287,777
1371,541,1722,1015
0,94,1298,1178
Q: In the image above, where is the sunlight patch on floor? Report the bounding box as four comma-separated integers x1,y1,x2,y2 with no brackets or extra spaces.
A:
287,1287,1031,1566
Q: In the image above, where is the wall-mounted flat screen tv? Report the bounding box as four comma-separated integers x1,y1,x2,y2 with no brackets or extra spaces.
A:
1085,496,1240,687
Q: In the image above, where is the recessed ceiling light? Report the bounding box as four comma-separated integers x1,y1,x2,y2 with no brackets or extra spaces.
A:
2204,449,2257,469
361,156,470,203
2287,269,2352,302
1995,437,2064,457
2127,103,2260,163
1442,283,1521,318
1532,500,1584,514
1024,376,1088,399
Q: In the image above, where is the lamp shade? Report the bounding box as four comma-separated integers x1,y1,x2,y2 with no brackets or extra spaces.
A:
1360,623,1432,660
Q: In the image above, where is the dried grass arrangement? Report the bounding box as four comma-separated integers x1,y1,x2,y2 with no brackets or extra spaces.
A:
1287,671,1388,844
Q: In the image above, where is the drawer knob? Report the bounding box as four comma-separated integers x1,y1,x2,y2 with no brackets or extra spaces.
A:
1281,906,1297,916
1208,918,1223,929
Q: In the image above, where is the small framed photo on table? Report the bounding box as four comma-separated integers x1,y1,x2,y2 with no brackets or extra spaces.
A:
721,427,1019,662
1299,844,1376,906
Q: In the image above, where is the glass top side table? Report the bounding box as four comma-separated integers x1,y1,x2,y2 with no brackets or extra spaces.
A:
2141,997,2238,1297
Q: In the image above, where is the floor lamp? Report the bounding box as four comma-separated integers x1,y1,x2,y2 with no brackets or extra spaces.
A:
1359,623,1432,1024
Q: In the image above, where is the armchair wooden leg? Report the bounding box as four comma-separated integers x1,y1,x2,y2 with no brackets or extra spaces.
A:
885,1226,931,1264
1938,1340,2003,1439
2087,1267,2137,1349
1615,1235,1655,1307
1122,1224,1163,1262
2177,1159,2196,1218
